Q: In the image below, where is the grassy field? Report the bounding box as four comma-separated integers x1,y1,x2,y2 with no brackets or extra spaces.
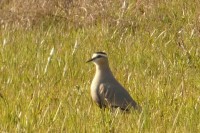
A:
0,0,200,132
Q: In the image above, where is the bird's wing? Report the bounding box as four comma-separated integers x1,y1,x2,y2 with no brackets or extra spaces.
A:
98,83,138,110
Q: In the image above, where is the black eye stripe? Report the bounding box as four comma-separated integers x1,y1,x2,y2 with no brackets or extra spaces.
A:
94,55,103,59
96,55,102,58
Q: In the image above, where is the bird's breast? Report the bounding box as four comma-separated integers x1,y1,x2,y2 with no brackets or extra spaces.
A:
90,75,103,103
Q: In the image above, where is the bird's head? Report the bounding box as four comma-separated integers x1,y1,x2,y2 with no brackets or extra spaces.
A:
86,52,108,65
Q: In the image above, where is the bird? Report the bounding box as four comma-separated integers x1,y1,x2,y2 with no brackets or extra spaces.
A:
86,52,141,112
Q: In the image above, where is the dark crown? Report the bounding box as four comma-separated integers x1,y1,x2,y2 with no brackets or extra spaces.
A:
95,52,107,55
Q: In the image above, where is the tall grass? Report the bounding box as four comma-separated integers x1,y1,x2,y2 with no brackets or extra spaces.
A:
0,0,200,132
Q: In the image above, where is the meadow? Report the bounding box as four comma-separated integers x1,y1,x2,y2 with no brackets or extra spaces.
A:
0,0,200,132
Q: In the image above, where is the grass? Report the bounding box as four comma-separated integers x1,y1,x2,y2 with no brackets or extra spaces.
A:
0,0,200,132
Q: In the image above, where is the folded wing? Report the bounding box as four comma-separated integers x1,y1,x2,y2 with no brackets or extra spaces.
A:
98,83,140,111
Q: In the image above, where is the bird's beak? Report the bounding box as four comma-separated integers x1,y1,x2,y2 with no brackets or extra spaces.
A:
86,58,94,63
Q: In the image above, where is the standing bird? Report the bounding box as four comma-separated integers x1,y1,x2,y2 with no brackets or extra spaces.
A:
86,52,141,112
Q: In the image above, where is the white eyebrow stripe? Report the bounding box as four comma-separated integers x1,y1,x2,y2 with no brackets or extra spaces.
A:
92,53,107,58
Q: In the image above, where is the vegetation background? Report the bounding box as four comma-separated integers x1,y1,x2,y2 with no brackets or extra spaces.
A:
0,0,200,132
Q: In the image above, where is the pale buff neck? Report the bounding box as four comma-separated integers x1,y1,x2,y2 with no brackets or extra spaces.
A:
94,62,114,78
